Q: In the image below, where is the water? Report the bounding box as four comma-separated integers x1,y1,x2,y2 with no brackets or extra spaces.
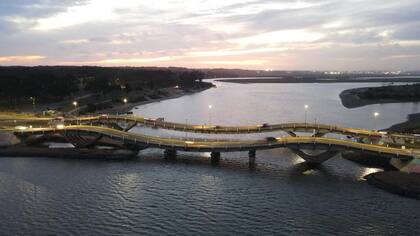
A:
1,81,420,235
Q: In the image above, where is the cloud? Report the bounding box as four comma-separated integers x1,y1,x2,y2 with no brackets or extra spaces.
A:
0,55,45,63
0,0,420,70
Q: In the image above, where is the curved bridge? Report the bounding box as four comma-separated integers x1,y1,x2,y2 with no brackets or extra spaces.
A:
12,125,417,164
67,115,417,141
2,113,416,141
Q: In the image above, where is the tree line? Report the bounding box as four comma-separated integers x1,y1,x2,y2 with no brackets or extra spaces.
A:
0,66,206,105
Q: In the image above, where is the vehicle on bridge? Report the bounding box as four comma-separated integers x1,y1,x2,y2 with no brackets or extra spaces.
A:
266,137,277,142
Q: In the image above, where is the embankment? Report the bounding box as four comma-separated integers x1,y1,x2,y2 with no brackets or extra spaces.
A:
365,171,420,200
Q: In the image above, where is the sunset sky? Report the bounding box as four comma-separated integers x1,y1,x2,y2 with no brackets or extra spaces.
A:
1,0,420,70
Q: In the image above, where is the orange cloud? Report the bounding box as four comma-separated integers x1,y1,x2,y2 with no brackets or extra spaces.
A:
0,55,45,62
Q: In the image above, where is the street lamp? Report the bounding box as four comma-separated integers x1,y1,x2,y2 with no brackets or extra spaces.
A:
208,105,213,125
304,104,309,123
29,97,36,111
373,112,379,131
123,98,128,104
73,101,78,116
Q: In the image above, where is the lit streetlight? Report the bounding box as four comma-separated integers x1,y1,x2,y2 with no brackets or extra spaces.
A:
304,104,309,123
123,98,128,104
208,105,213,125
373,112,380,131
73,101,78,116
29,97,36,111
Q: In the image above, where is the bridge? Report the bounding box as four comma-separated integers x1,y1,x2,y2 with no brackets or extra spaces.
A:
1,113,419,170
2,113,417,141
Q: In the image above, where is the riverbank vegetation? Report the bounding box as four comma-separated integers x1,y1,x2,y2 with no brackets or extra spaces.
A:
340,83,420,108
0,66,210,111
357,83,420,101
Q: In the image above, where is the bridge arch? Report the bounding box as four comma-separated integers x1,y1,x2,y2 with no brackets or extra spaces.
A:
290,148,339,164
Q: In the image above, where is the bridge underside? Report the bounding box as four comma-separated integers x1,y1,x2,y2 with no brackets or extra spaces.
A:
290,149,339,164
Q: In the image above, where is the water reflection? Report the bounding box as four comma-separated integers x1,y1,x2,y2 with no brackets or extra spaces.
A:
357,167,383,181
1,81,420,235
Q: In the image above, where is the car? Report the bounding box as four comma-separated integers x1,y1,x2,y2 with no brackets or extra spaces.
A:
266,137,277,142
257,123,269,128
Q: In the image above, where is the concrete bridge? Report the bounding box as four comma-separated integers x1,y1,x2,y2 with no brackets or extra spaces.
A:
65,115,418,142
2,113,419,170
11,125,417,167
2,113,416,141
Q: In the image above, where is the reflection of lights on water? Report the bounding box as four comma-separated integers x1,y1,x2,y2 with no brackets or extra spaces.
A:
358,167,382,180
291,157,305,165
302,170,316,175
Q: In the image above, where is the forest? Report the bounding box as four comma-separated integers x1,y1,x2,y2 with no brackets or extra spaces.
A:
0,66,206,105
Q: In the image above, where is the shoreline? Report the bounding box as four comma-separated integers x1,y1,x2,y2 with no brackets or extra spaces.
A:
339,86,420,109
96,86,213,114
338,88,400,109
217,77,420,84
365,171,420,200
387,112,420,133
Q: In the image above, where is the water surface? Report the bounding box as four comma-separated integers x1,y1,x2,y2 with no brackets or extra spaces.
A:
1,81,420,235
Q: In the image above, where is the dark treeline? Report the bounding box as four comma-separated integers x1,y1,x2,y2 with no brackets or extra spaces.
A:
0,66,206,104
360,83,420,100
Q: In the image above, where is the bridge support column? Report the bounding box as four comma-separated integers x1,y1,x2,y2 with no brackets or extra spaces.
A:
164,149,177,160
211,152,221,164
249,150,256,167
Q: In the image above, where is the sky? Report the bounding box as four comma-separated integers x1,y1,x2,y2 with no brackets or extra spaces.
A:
0,0,420,70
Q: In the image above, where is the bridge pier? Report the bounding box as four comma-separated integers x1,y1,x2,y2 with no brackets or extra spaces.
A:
164,149,177,160
211,152,221,164
249,150,256,167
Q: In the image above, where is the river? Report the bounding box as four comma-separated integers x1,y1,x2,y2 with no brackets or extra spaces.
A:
1,80,420,235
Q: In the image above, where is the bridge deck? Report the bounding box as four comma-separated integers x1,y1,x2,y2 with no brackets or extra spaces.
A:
12,125,416,159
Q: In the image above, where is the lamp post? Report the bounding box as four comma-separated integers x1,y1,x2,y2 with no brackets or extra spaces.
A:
304,104,309,124
29,97,36,112
73,101,78,116
373,112,379,131
208,105,213,126
123,98,128,104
